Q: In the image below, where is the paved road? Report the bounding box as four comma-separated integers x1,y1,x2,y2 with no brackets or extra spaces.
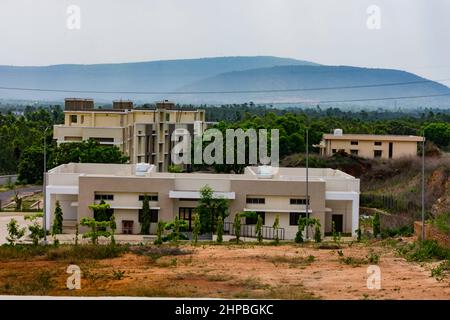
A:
0,185,42,206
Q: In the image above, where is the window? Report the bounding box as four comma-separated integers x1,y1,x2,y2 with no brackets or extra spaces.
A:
332,149,336,153
350,141,358,145
374,150,382,158
138,209,158,223
350,149,359,155
80,115,84,124
246,197,265,204
374,141,382,146
70,115,77,123
289,212,307,226
245,212,265,225
290,198,309,205
139,194,159,201
94,194,114,201
165,113,170,122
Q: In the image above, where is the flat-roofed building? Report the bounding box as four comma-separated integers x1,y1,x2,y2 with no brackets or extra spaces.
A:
53,99,206,171
316,129,423,159
45,163,360,240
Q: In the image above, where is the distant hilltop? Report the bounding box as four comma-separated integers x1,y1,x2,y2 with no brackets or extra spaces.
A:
0,56,449,109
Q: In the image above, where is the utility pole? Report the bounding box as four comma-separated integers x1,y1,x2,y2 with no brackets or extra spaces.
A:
421,130,425,241
43,127,49,245
305,126,309,239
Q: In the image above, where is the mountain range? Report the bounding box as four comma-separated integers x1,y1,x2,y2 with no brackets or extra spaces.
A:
0,56,449,109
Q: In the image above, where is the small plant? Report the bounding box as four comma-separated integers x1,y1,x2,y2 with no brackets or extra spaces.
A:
332,221,341,245
430,260,450,281
192,213,201,245
110,214,117,245
233,213,241,244
112,270,125,280
295,217,306,243
25,214,45,245
6,218,25,245
273,215,280,244
80,217,112,244
216,215,224,243
74,223,79,246
52,200,63,235
154,220,165,245
337,250,344,257
356,228,362,242
256,214,263,243
366,250,380,264
372,212,381,238
140,195,151,235
314,221,322,243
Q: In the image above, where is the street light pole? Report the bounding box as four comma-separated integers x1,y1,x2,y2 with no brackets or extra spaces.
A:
43,127,49,245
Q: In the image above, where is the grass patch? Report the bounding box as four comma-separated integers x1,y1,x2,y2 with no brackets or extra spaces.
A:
46,244,128,261
129,245,192,263
397,240,450,262
0,270,55,295
0,244,48,261
317,243,341,250
234,276,271,290
266,254,315,267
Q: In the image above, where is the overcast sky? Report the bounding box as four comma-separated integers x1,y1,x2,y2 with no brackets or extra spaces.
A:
0,0,449,84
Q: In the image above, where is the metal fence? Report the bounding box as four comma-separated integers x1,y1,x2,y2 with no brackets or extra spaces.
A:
223,222,285,240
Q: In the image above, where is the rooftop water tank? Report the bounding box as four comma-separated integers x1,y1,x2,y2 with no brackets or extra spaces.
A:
257,165,274,179
333,128,343,136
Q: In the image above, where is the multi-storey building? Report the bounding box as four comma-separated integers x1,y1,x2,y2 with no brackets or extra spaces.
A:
45,163,360,239
53,98,206,171
316,129,423,159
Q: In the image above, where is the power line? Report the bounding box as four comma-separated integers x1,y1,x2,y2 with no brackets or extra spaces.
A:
261,92,450,105
0,78,449,95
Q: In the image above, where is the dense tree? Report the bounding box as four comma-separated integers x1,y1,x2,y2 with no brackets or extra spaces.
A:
195,185,229,234
52,200,63,235
140,195,151,235
424,123,450,148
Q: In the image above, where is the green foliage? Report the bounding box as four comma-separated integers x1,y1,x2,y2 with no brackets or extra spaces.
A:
381,225,413,238
140,195,151,235
154,221,165,245
192,213,201,245
366,250,380,264
163,217,188,243
332,221,341,244
372,212,381,237
6,218,25,245
432,212,450,235
52,200,63,235
79,217,113,244
89,200,112,222
397,240,450,262
273,215,280,244
216,215,224,243
112,270,125,280
314,223,322,243
110,214,117,245
256,215,263,243
24,214,45,245
74,223,79,246
168,164,183,173
46,244,128,261
195,185,229,234
430,260,450,281
233,213,241,244
424,122,450,148
356,228,362,242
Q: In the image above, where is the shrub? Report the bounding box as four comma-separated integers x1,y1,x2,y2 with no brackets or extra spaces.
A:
52,200,63,235
314,222,322,243
398,240,450,262
233,214,241,244
430,260,450,281
216,215,224,243
6,218,25,246
381,225,413,238
373,212,381,237
80,217,112,244
366,250,380,264
256,215,263,243
25,214,45,245
273,215,280,244
192,213,201,245
432,212,450,235
154,221,165,245
140,195,151,235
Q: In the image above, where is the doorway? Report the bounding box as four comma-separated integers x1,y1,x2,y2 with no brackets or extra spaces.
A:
331,214,343,233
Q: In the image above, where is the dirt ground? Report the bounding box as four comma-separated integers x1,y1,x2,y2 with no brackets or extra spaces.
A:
0,241,448,299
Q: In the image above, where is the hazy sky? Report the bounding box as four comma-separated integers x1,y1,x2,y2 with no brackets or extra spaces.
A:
1,0,449,83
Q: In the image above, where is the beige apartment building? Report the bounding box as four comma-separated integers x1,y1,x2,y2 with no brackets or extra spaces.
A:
45,163,360,240
317,129,423,159
53,98,206,171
